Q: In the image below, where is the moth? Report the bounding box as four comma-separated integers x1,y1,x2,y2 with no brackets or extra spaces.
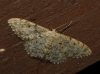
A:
8,18,92,64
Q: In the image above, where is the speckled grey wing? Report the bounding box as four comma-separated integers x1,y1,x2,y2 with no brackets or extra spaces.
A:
8,18,49,41
24,33,53,59
44,31,92,64
24,30,92,64
60,36,92,58
45,36,68,64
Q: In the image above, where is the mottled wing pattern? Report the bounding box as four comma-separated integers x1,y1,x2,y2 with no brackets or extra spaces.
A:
8,18,92,64
43,31,92,64
24,33,53,59
8,18,49,41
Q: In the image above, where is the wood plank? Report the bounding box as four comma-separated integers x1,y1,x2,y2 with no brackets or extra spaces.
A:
0,0,100,74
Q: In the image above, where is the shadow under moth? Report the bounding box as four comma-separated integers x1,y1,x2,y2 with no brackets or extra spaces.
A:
8,18,92,64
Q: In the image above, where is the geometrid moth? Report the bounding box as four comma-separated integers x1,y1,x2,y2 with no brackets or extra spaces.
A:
8,18,92,64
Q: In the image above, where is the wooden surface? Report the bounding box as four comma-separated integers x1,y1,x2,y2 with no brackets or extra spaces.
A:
0,0,100,74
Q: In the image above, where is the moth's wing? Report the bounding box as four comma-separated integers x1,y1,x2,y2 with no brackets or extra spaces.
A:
45,31,92,64
8,18,49,41
45,31,69,64
24,33,52,59
61,35,92,59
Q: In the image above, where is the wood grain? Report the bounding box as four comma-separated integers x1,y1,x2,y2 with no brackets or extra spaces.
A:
0,0,100,74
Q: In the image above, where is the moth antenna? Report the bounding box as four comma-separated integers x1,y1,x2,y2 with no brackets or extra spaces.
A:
60,21,73,33
55,21,73,33
50,21,73,32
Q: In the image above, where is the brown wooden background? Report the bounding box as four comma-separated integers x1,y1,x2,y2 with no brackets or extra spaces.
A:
0,0,100,74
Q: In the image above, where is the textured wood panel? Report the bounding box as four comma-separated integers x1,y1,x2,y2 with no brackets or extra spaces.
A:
0,0,100,74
